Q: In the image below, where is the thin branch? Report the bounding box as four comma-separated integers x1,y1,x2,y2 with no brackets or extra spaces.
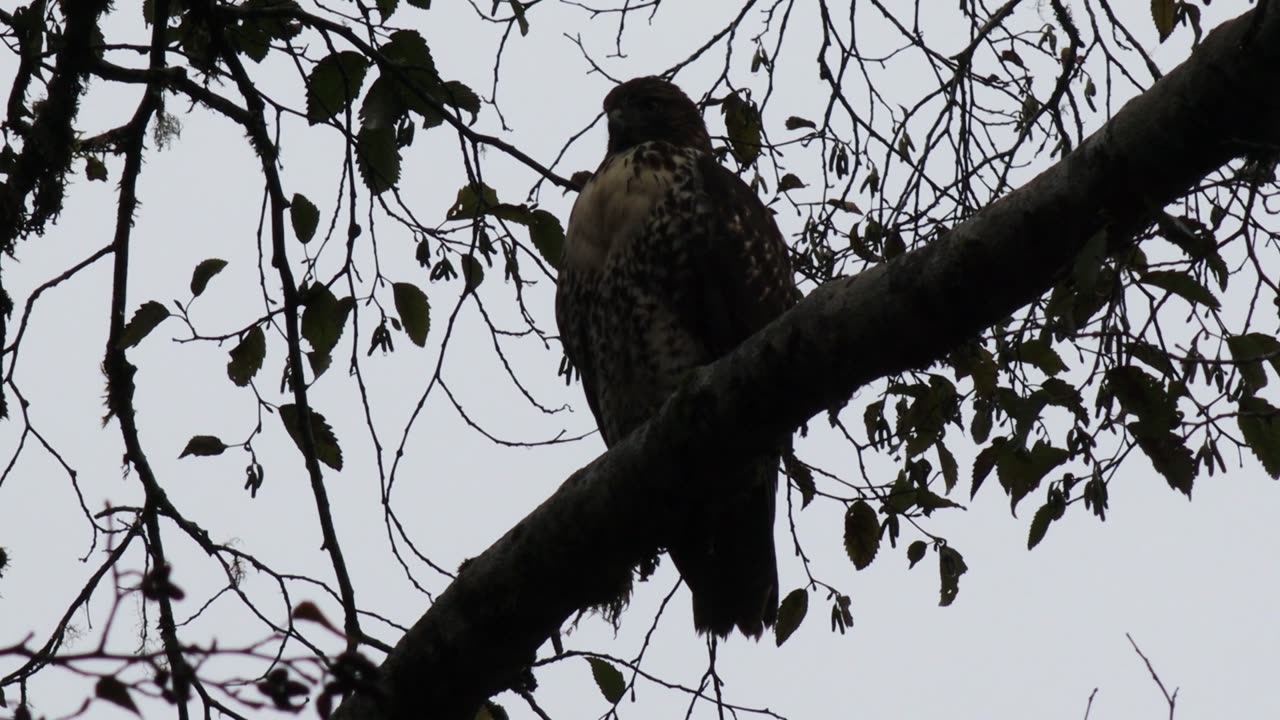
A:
1126,633,1178,719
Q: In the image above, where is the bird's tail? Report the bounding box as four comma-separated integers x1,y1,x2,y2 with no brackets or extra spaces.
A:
668,456,779,638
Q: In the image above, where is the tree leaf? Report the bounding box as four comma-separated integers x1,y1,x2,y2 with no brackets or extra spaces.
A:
778,173,805,192
229,19,269,63
1129,421,1195,496
1069,229,1108,299
1028,489,1067,550
996,441,1069,514
179,435,227,458
232,0,303,61
1237,396,1280,479
95,677,139,716
279,404,344,471
862,398,889,449
359,75,407,131
1027,503,1055,550
482,202,533,225
906,540,927,569
971,398,993,442
1104,365,1180,429
290,193,320,244
784,452,816,509
586,658,625,704
301,283,353,359
118,301,170,349
937,545,968,607
774,588,808,647
392,282,431,346
447,182,499,220
438,80,481,123
721,92,762,167
227,326,266,387
292,600,341,633
307,350,331,378
970,438,1006,500
460,255,485,293
375,0,398,21
256,668,309,711
85,156,108,181
1151,0,1176,41
999,48,1025,69
306,51,369,124
785,116,816,130
528,209,565,270
1038,378,1088,424
1015,338,1066,376
356,126,400,193
1227,332,1280,392
843,500,879,570
1141,269,1219,309
1126,340,1176,377
827,198,862,214
936,441,959,492
189,258,228,297
382,29,435,72
882,473,918,515
379,30,441,116
914,488,961,516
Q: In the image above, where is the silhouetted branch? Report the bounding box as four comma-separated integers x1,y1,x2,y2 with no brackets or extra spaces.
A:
1127,633,1178,719
332,9,1280,719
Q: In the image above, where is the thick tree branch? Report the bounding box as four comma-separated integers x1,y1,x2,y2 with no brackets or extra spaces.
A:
99,1,199,715
334,8,1280,719
0,0,107,250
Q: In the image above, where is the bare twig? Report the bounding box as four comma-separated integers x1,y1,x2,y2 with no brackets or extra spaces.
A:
1126,633,1178,720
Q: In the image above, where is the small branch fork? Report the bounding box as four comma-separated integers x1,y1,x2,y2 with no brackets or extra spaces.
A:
1127,633,1178,719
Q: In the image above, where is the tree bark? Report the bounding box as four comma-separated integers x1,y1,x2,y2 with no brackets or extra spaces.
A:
333,7,1280,719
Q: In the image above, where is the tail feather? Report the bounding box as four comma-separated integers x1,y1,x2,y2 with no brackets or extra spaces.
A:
668,457,779,638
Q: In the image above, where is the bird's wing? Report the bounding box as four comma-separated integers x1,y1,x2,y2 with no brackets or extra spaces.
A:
683,154,801,357
555,265,614,447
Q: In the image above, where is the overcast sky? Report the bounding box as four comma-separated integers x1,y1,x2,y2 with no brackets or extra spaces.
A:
1,2,1277,719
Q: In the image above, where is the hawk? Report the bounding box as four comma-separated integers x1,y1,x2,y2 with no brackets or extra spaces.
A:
556,76,800,638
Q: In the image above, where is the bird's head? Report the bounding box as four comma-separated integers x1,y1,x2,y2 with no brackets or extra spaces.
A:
602,77,712,156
